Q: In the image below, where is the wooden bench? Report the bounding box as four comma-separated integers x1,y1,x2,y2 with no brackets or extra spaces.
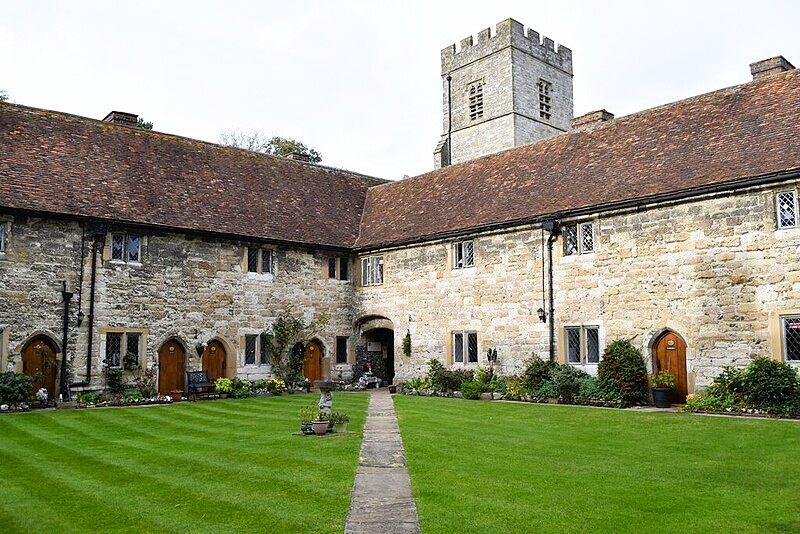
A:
186,371,218,401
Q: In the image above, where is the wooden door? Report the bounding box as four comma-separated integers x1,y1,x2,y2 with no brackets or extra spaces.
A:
158,340,186,395
304,341,323,383
22,337,58,400
202,340,226,381
653,331,688,402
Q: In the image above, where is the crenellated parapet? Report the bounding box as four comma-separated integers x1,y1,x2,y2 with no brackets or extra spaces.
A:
441,18,572,75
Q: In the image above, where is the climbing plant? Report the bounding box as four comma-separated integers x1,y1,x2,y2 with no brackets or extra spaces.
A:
268,308,328,388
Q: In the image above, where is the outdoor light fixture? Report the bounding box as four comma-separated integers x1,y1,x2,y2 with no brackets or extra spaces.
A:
195,341,207,357
537,307,547,323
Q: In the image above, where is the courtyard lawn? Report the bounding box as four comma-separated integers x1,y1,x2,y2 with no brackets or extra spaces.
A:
0,393,368,533
394,396,800,534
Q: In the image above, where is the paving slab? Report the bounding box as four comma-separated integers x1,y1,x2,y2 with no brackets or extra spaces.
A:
345,389,420,534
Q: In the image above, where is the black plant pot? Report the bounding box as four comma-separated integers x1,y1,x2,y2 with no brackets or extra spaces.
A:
652,387,673,408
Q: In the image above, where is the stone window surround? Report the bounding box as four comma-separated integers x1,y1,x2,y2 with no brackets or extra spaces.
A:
769,310,800,366
360,255,384,287
450,330,479,366
559,322,604,371
326,256,350,282
563,221,596,257
335,335,349,364
452,239,475,270
97,327,149,370
243,246,275,276
110,233,142,264
775,189,798,229
239,330,271,368
103,233,146,265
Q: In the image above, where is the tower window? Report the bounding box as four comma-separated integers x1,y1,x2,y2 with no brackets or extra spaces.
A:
468,82,484,121
538,79,552,121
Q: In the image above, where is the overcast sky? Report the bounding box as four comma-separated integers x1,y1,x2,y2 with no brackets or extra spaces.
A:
3,1,800,180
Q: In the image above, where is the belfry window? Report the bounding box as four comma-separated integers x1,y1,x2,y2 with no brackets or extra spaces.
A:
468,82,484,121
538,79,552,121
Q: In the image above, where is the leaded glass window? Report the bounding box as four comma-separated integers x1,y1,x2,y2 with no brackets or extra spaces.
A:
777,191,797,229
0,222,5,253
247,247,259,273
106,332,122,368
565,326,601,366
452,331,478,364
782,316,800,362
244,334,257,365
453,240,475,269
111,234,125,261
580,223,595,253
467,332,478,363
126,235,141,262
453,332,464,363
566,327,581,363
538,79,552,120
260,333,271,364
328,257,337,278
586,328,600,364
564,225,578,256
361,256,384,286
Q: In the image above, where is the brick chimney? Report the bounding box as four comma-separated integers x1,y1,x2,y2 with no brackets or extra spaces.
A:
571,109,614,131
750,56,795,80
102,111,138,128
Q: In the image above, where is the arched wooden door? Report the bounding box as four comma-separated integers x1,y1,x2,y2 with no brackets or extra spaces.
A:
22,336,58,400
202,340,226,381
653,331,688,402
304,341,323,383
158,340,186,395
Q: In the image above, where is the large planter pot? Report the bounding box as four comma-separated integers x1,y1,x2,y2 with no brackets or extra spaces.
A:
300,422,314,435
170,390,183,402
312,420,329,436
652,387,673,408
218,392,228,399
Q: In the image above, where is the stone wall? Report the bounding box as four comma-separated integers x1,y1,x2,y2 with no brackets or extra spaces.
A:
357,180,800,389
0,213,358,392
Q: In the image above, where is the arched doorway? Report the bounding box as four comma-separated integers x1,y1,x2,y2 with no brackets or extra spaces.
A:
22,336,58,401
202,339,227,381
304,340,323,383
158,339,186,395
356,316,395,385
653,330,688,403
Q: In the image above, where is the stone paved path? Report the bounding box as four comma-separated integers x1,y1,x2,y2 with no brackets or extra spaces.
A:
344,389,421,534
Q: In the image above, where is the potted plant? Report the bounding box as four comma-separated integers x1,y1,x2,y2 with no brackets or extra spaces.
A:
650,370,676,408
170,390,184,402
312,412,330,436
330,411,350,433
299,404,317,435
215,377,233,399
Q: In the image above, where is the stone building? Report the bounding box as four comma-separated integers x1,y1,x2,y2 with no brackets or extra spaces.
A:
1,19,799,401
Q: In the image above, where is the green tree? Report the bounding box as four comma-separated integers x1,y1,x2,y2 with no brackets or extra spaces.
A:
0,90,9,102
268,308,328,388
136,117,153,130
219,130,322,162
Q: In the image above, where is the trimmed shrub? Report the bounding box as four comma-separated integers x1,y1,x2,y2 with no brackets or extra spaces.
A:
460,380,483,400
536,380,559,399
427,359,473,393
551,365,588,403
739,358,799,415
597,339,649,406
0,372,33,406
521,357,557,393
576,375,603,401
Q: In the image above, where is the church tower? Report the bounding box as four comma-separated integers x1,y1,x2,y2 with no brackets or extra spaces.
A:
433,19,573,168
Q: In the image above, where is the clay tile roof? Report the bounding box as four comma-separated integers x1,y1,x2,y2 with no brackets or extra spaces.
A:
355,69,800,249
0,104,384,249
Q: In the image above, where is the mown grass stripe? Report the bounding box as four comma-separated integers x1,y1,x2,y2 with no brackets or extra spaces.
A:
0,393,369,533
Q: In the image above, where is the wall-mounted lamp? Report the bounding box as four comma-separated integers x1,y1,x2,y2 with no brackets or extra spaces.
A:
537,307,547,323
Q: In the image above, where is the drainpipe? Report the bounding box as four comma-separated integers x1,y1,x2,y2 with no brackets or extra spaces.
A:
542,220,560,361
446,74,452,166
60,281,74,400
71,226,106,388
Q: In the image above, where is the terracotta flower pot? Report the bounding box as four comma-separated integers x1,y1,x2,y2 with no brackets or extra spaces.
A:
312,420,329,436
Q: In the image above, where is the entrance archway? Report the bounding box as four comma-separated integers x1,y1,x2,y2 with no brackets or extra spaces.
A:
356,315,395,385
652,330,688,403
22,336,59,401
158,339,186,395
202,339,227,381
304,340,323,382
